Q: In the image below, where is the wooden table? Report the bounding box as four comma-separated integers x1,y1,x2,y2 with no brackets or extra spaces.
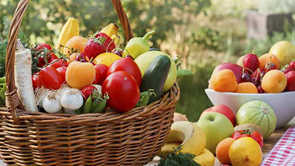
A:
146,117,295,166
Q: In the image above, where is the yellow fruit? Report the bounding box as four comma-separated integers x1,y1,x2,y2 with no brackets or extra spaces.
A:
216,138,235,164
158,143,180,158
66,61,96,89
92,53,122,67
165,121,206,156
135,51,177,92
100,23,119,37
111,35,120,46
194,148,215,166
229,137,262,166
259,53,281,69
63,36,88,57
269,41,295,66
55,17,79,50
235,82,258,94
261,70,287,93
211,69,238,92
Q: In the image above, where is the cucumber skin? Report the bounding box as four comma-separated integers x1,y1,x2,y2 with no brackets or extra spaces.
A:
140,55,171,104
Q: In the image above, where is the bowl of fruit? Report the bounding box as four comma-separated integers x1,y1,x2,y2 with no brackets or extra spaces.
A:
206,45,295,129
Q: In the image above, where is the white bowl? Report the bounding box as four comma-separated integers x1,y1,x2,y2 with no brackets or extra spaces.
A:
205,89,295,129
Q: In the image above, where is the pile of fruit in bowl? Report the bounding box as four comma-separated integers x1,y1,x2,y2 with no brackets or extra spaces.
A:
12,17,192,115
206,41,295,128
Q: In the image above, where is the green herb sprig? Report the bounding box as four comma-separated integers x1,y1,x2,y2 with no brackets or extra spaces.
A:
158,146,201,166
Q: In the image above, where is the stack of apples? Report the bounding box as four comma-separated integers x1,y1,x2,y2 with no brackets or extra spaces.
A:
209,41,295,94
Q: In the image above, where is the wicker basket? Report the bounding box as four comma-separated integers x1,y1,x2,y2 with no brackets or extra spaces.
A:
0,0,180,165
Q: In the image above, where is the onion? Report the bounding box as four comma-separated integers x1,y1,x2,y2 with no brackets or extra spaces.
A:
173,113,189,122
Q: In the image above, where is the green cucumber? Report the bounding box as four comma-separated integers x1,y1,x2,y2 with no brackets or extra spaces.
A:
140,55,171,104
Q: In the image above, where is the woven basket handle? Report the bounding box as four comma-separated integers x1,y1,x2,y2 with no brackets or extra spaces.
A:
5,0,133,123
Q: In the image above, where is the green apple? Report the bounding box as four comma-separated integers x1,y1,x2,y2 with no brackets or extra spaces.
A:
197,112,234,154
269,41,295,67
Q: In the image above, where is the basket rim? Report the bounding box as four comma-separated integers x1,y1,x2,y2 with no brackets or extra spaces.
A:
0,83,180,124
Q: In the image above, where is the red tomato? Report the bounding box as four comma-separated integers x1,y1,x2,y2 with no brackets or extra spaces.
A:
231,129,263,148
56,67,67,83
39,67,63,90
35,44,53,67
107,57,142,86
37,52,51,67
93,64,109,85
81,85,97,100
36,43,52,50
102,71,140,112
50,53,59,61
32,72,41,89
49,59,68,69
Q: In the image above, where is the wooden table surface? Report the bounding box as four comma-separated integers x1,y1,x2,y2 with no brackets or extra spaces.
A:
146,117,295,166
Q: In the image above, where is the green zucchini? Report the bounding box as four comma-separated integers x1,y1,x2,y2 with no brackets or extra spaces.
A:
140,55,171,104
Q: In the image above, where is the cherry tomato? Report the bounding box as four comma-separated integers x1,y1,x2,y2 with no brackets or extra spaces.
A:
107,57,142,86
231,129,263,148
37,52,51,67
32,72,41,89
36,43,52,50
81,85,97,100
35,44,53,67
49,59,68,69
93,64,109,85
50,53,59,61
39,67,63,90
56,67,67,83
102,71,140,112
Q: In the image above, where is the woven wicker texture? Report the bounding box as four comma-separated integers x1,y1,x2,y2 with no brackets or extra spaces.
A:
0,0,180,165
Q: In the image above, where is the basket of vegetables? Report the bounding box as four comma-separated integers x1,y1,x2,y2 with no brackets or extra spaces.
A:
0,0,181,165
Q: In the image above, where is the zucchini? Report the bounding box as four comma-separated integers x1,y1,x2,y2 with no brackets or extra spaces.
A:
140,55,171,104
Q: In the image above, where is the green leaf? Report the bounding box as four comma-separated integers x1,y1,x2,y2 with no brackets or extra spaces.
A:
177,69,193,79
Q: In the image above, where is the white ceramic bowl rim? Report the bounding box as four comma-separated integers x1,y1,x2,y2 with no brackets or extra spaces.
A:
205,89,295,96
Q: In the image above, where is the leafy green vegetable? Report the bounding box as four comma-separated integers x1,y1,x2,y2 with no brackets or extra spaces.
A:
0,16,31,77
158,146,201,166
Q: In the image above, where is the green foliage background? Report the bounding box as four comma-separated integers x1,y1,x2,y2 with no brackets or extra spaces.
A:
0,0,293,122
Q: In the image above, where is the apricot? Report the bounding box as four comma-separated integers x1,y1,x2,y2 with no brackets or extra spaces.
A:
216,138,235,164
67,53,79,64
66,61,96,89
261,70,287,93
235,82,258,93
211,69,238,92
63,36,88,56
259,53,280,69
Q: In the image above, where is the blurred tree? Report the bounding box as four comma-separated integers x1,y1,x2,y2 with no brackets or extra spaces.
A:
0,0,213,122
0,0,210,48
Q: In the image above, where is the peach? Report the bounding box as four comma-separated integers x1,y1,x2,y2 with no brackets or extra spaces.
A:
235,82,258,93
63,36,88,57
211,69,238,92
259,53,280,69
262,70,287,93
216,138,235,164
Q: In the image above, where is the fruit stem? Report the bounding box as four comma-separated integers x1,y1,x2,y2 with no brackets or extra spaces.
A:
142,30,155,42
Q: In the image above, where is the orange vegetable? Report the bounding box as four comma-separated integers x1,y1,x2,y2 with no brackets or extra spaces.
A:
66,61,96,89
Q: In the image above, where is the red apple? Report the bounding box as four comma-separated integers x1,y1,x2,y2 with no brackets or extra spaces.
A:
212,63,243,83
201,104,236,126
